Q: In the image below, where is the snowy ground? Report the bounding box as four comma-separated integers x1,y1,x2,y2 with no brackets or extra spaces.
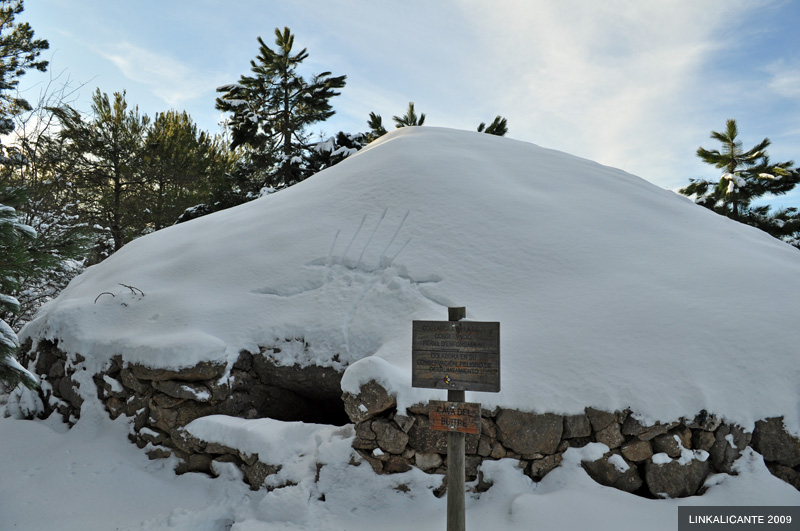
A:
1,397,798,530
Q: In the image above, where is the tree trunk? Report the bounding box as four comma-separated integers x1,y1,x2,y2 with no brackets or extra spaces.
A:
112,167,123,251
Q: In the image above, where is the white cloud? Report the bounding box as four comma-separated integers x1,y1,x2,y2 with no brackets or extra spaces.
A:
48,0,788,193
452,0,759,187
97,42,225,108
766,60,800,100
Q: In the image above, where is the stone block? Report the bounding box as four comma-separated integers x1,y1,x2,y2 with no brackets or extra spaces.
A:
586,408,616,432
765,463,800,491
406,415,480,455
480,417,498,439
241,461,280,490
48,359,65,379
477,435,492,457
563,414,592,438
621,439,653,463
687,410,722,432
466,455,482,479
596,422,625,449
751,417,800,468
131,361,226,382
393,413,416,433
528,454,562,480
490,441,507,459
710,424,750,473
146,448,172,460
407,415,448,454
644,457,710,498
57,376,83,410
175,453,213,476
671,426,692,448
152,380,212,402
495,409,563,455
342,380,396,423
582,451,643,493
119,369,150,395
622,415,672,441
355,422,377,441
372,418,410,454
692,430,716,452
384,456,412,474
415,452,443,471
652,434,683,458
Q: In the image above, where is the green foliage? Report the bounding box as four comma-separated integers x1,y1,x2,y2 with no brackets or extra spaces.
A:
365,102,424,143
478,116,508,136
216,26,346,191
0,0,48,137
368,104,509,140
680,119,800,247
52,91,229,248
366,112,387,142
0,76,100,326
392,102,425,128
141,110,230,231
0,0,49,389
0,187,38,388
53,90,150,251
305,131,368,175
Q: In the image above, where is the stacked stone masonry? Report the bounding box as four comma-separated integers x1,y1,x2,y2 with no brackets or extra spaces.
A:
344,381,800,498
22,342,800,496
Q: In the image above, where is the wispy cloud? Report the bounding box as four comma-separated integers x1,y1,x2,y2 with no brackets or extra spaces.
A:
454,0,760,187
97,42,225,108
766,59,800,100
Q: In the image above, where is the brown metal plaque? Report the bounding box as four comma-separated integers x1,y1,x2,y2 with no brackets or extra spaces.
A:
412,320,500,392
429,401,482,435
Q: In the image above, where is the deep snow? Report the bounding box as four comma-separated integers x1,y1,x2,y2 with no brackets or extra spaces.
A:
1,407,798,530
19,126,800,433
3,127,800,529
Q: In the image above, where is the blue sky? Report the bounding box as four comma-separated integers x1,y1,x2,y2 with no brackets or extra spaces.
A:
17,0,800,207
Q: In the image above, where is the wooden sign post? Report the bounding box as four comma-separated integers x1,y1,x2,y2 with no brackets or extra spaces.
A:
412,307,500,531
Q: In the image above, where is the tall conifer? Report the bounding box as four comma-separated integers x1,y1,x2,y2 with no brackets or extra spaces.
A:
681,119,800,246
0,0,48,389
216,27,346,189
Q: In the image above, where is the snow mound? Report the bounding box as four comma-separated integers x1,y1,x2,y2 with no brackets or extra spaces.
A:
21,127,800,433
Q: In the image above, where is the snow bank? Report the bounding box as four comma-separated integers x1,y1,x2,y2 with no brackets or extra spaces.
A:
20,127,800,433
2,411,797,530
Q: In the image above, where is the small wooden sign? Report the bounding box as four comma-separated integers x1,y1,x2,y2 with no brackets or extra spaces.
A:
429,401,482,435
412,320,500,392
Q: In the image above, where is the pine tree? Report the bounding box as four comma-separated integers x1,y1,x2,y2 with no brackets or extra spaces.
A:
368,104,509,140
141,110,229,230
680,119,800,245
216,27,346,189
53,90,150,251
1,74,96,327
478,115,508,136
305,131,368,174
0,0,49,389
0,0,48,141
392,102,425,127
365,112,387,142
0,187,37,389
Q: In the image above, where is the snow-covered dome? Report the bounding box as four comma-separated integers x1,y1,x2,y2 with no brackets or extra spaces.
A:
21,127,800,433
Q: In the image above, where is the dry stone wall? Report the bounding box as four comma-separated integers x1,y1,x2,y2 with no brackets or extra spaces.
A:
342,380,800,498
22,339,346,489
20,343,800,497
